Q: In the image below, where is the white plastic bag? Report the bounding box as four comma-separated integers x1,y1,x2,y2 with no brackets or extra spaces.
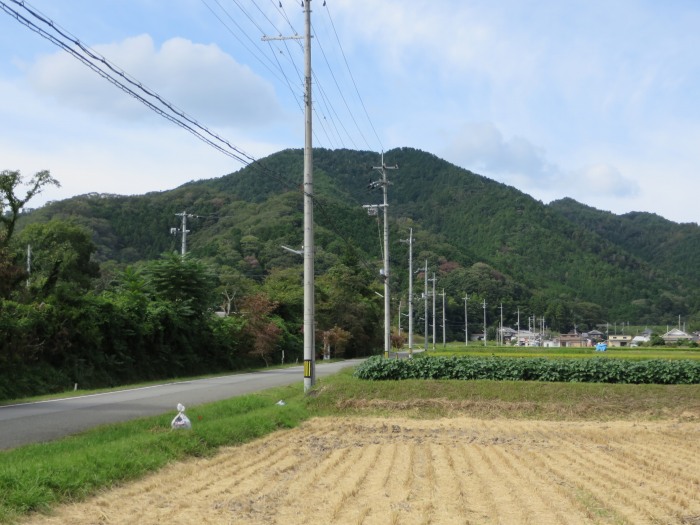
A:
171,403,192,430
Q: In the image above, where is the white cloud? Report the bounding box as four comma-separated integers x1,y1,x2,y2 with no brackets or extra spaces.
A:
25,34,285,127
443,122,557,184
442,121,642,209
575,164,639,197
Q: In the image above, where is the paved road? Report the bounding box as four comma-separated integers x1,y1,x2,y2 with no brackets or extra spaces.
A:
0,359,364,450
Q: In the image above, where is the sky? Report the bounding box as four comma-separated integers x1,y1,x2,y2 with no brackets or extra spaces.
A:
2,0,700,224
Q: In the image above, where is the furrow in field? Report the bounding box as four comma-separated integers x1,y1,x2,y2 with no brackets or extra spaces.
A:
587,439,700,515
486,439,582,524
546,440,669,523
554,428,687,520
429,443,472,522
450,441,497,523
533,446,635,524
347,441,399,525
276,443,366,524
468,440,538,524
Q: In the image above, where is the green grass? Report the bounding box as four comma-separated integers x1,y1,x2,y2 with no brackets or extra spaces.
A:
2,364,699,523
307,367,700,420
0,383,307,524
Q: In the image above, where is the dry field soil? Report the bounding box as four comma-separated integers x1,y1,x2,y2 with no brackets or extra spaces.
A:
23,416,700,525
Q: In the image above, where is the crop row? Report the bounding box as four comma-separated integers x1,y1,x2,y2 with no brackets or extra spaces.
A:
353,355,700,384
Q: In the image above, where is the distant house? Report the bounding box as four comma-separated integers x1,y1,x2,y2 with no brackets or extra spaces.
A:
499,327,517,343
608,334,633,347
587,330,605,340
515,330,539,346
559,332,587,347
631,334,650,347
661,328,692,344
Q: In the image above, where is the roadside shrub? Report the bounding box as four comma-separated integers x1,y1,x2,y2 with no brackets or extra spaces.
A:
354,355,700,384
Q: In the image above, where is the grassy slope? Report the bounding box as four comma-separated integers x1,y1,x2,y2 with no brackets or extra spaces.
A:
2,363,699,523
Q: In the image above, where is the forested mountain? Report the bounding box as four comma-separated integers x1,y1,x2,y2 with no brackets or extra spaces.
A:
6,147,700,398
18,147,700,331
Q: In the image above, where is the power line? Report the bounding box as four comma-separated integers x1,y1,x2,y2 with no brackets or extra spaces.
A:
1,0,383,280
323,2,384,151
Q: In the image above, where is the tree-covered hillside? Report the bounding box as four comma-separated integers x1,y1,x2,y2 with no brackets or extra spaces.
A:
20,147,700,329
5,148,700,398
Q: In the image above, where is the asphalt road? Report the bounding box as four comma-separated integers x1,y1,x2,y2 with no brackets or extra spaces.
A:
0,359,365,450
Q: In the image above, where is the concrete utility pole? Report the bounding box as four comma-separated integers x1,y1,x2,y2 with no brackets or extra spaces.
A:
263,2,313,390
441,288,446,348
431,273,437,351
499,303,504,346
173,211,194,256
26,244,31,288
400,228,414,356
424,259,429,351
463,293,468,346
483,299,487,347
301,0,315,389
373,153,398,359
398,299,403,335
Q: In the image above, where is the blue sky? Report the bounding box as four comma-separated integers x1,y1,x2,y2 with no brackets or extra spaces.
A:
2,0,700,224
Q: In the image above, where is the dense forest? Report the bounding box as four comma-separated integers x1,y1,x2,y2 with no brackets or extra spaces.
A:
2,148,700,398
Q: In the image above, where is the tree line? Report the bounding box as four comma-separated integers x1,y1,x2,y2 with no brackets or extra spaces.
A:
0,169,381,400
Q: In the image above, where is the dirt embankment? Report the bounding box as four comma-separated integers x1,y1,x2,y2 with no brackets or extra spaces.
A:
24,416,700,524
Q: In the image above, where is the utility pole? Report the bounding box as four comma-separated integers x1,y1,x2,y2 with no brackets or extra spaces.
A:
431,273,436,351
265,3,314,389
463,293,468,346
441,288,446,348
482,299,487,347
373,153,398,359
26,244,31,288
400,229,414,356
424,259,429,351
398,299,403,335
499,303,503,346
172,211,194,256
301,0,315,389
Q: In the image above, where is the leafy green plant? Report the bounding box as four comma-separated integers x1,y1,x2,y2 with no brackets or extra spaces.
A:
354,355,700,384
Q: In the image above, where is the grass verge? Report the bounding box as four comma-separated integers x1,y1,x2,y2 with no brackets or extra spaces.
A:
0,382,306,524
3,365,700,523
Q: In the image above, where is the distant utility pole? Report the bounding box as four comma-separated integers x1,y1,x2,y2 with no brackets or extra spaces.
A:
499,303,504,346
26,244,31,288
441,288,446,348
463,293,469,346
431,273,437,351
400,228,414,356
264,1,314,389
424,259,429,351
398,299,403,335
172,211,195,256
483,299,487,347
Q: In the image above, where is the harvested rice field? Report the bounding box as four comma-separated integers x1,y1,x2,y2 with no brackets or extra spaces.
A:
23,416,700,525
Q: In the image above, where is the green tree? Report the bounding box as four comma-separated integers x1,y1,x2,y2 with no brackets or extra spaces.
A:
144,253,218,315
1,169,60,247
14,219,99,298
1,170,61,297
